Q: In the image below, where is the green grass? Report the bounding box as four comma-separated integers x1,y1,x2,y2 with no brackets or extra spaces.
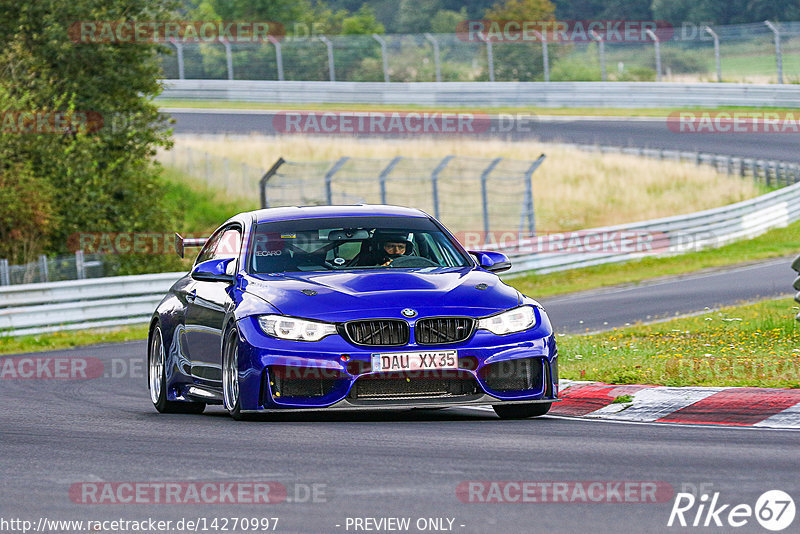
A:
558,298,800,388
0,325,149,356
508,220,800,299
161,166,259,234
156,99,800,117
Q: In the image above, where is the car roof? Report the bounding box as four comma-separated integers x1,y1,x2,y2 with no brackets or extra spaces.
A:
250,205,431,224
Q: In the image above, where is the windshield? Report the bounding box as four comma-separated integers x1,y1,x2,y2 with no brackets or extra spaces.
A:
250,216,471,274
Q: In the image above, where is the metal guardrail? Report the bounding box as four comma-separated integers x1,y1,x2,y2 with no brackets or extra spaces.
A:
503,179,800,274
158,80,800,108
0,272,184,337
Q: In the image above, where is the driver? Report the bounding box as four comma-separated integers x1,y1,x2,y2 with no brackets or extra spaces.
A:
380,239,408,266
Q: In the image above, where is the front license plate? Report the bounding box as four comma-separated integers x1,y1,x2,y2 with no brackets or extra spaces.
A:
371,350,458,372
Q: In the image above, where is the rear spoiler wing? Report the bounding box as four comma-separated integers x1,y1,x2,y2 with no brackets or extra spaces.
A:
175,233,208,258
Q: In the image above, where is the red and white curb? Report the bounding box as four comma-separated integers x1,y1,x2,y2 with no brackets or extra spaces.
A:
550,380,800,428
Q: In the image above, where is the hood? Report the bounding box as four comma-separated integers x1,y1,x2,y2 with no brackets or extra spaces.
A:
240,268,520,322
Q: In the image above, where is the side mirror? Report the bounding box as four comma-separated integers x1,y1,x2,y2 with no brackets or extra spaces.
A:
470,251,511,273
191,258,235,283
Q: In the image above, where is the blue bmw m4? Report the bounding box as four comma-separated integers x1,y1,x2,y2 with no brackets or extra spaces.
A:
147,205,558,420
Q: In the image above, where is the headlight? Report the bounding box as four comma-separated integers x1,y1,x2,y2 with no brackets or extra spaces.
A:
477,305,537,335
258,315,337,341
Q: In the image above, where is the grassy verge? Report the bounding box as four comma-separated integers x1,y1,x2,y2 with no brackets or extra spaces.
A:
156,99,800,117
558,298,800,388
0,325,149,356
508,220,800,299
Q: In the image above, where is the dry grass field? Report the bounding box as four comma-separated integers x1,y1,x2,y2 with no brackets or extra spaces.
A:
163,134,761,232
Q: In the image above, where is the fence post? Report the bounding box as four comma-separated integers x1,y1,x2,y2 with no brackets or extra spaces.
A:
223,41,234,80
379,157,403,205
39,255,49,283
172,40,185,79
704,26,721,82
764,21,783,84
325,157,350,205
0,259,9,286
430,155,454,220
477,33,495,82
645,29,662,82
480,158,502,241
590,30,606,81
424,33,442,83
268,36,284,81
75,250,86,280
319,36,335,81
259,157,286,208
372,34,390,82
524,154,546,235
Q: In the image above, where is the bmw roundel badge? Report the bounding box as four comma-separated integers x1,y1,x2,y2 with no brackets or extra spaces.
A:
401,308,417,318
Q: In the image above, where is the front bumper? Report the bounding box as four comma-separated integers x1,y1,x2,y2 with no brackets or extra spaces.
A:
235,315,559,412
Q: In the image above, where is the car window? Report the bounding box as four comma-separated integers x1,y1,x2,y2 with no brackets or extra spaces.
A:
195,230,223,265
195,226,242,266
250,216,470,274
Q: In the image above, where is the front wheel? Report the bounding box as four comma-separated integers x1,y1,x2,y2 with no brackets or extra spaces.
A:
493,402,551,419
148,324,205,414
222,325,247,420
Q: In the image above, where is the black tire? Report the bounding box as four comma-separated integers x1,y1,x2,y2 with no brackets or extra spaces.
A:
148,324,206,414
493,402,551,419
222,325,248,421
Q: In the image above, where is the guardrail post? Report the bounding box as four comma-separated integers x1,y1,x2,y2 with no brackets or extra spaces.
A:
704,26,721,82
259,157,286,208
0,259,9,286
379,157,403,205
319,36,335,81
39,255,49,283
524,154,546,235
424,33,442,83
372,34,389,83
268,36,284,81
171,40,185,79
645,29,662,82
590,30,606,81
480,158,502,241
223,41,234,80
476,33,495,82
75,251,86,280
325,157,350,205
431,155,454,220
765,21,783,84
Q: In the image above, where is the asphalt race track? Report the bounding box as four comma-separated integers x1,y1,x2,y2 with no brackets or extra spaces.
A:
166,109,800,163
2,340,798,534
2,259,797,533
1,111,797,533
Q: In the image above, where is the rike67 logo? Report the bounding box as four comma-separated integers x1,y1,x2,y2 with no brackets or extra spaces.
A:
668,490,795,531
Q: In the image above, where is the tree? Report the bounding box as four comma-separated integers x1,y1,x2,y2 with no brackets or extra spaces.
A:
0,0,181,273
483,0,558,81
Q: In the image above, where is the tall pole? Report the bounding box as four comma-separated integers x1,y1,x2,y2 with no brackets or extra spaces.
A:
704,26,721,82
268,36,284,81
645,29,661,82
477,33,494,82
424,33,442,83
765,21,783,84
318,36,335,81
223,41,234,80
372,34,390,82
590,30,606,81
